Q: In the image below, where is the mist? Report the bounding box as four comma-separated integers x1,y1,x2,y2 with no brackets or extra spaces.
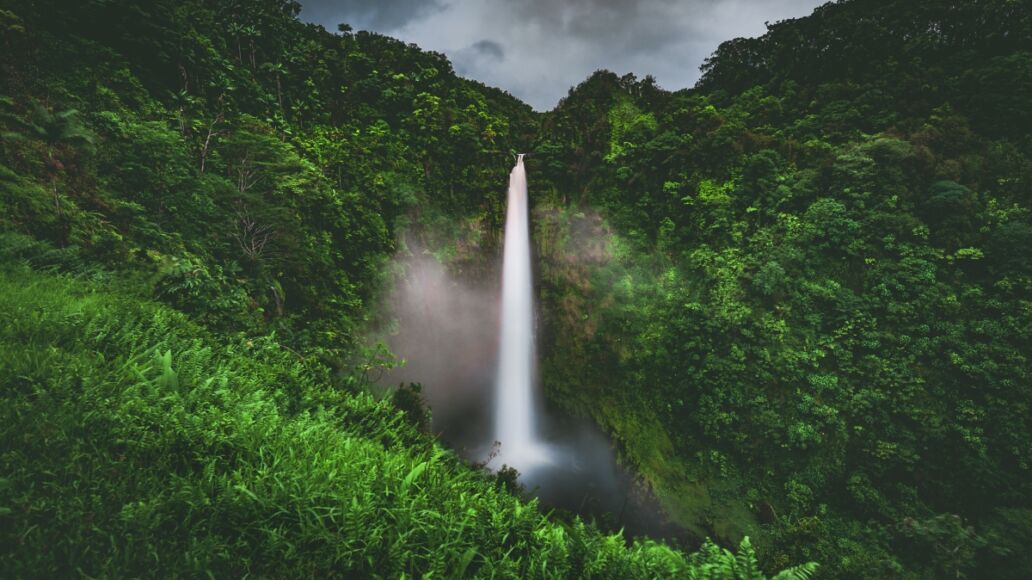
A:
378,244,500,453
376,221,686,543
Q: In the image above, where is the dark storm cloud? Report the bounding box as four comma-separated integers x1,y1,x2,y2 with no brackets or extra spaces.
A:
471,40,505,61
452,40,506,78
300,0,826,110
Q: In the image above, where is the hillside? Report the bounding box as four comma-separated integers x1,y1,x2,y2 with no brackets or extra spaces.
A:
532,1,1031,577
1,236,774,577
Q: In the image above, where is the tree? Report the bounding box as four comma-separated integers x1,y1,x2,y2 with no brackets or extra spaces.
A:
2,100,94,216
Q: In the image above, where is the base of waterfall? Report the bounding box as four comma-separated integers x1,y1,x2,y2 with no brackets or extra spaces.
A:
487,441,556,475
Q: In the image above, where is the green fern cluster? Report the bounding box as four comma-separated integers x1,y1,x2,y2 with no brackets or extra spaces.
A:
688,537,818,579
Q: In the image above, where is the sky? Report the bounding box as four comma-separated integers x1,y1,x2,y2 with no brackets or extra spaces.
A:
299,0,828,111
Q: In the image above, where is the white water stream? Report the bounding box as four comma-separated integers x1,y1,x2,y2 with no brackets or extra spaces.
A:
382,155,683,541
493,154,551,473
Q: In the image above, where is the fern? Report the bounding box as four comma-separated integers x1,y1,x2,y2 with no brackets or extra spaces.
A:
772,562,819,580
734,536,765,580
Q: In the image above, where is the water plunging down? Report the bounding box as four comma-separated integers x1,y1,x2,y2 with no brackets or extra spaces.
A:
382,155,685,542
493,154,552,473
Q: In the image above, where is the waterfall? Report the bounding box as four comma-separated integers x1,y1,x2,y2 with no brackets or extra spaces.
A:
494,154,550,472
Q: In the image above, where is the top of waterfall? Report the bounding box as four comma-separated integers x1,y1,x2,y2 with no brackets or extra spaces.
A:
516,153,525,163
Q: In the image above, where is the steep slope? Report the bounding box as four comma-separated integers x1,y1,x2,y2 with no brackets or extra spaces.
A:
532,1,1032,577
1,237,808,577
0,0,534,366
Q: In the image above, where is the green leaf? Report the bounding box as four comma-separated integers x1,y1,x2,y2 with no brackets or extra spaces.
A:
402,461,429,491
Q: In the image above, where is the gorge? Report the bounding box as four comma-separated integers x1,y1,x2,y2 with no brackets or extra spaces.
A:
1,0,1030,577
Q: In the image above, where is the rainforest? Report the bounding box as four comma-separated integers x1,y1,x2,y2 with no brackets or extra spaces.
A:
1,0,1030,578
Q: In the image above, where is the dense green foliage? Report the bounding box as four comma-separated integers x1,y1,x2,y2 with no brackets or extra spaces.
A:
1,0,1028,577
0,241,823,578
533,1,1032,578
0,0,820,576
1,0,534,367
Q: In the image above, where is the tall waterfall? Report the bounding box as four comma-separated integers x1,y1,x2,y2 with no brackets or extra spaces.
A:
494,154,549,472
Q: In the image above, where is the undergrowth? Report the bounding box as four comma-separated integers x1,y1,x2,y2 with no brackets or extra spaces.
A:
0,254,814,578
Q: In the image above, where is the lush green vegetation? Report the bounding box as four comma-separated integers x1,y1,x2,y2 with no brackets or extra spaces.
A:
532,1,1032,578
0,0,535,367
0,0,819,576
1,0,1028,577
0,238,824,577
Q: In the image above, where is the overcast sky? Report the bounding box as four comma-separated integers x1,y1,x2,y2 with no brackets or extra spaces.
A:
299,0,828,110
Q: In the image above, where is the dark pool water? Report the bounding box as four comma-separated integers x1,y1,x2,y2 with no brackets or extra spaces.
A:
379,250,687,546
421,383,688,545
